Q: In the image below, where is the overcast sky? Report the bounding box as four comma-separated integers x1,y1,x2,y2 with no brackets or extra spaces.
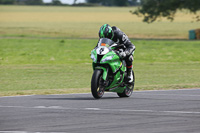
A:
43,0,86,4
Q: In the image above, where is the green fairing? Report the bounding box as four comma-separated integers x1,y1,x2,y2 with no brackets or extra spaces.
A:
91,38,134,98
91,38,127,93
102,51,121,72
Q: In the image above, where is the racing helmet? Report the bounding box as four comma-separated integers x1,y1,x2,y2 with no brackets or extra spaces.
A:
99,24,114,39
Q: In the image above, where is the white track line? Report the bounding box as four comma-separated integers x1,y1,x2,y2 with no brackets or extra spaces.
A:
0,105,200,114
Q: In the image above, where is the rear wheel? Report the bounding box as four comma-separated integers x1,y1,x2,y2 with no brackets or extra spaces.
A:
91,69,104,99
117,71,135,97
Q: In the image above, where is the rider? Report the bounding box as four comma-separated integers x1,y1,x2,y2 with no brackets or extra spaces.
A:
98,24,136,83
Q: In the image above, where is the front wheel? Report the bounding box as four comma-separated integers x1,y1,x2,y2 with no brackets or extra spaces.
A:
117,71,135,97
91,69,105,99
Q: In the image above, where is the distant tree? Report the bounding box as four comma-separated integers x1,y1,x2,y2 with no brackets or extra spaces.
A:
132,0,200,23
130,0,140,6
86,0,129,6
114,0,128,6
0,0,15,4
74,0,77,4
52,0,62,5
25,0,43,5
101,0,114,6
86,0,101,4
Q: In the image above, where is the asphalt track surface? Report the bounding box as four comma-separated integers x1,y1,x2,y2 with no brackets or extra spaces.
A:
0,89,200,133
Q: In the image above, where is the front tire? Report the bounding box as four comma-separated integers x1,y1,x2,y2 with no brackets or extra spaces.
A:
117,71,135,97
91,69,104,99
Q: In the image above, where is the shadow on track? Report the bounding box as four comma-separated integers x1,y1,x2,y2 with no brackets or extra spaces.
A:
39,97,121,101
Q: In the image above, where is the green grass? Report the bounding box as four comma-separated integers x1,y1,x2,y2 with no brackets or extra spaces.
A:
0,38,200,96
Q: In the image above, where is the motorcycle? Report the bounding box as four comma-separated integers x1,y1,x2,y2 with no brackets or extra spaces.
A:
90,38,135,99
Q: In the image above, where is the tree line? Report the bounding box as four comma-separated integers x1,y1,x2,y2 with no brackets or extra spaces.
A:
0,0,140,6
0,0,63,5
86,0,140,6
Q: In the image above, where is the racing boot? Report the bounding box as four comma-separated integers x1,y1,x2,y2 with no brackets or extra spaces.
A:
127,66,133,84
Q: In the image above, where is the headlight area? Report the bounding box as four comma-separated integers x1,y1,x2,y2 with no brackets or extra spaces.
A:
101,55,114,63
91,53,96,62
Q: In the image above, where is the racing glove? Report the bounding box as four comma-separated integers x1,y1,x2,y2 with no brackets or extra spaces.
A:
118,49,126,59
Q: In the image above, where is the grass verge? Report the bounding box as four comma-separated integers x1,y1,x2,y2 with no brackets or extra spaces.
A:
0,38,200,96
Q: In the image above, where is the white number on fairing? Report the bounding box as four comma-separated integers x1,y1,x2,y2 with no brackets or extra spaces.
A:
96,46,109,55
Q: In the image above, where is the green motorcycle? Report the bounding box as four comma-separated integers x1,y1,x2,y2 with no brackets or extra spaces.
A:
90,38,135,99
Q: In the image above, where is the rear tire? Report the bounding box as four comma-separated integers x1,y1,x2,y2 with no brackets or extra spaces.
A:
117,71,135,97
91,69,104,99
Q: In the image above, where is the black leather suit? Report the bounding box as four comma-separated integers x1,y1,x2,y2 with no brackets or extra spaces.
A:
111,26,135,67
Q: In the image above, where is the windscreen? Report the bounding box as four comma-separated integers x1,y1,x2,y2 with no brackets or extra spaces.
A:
97,38,114,47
